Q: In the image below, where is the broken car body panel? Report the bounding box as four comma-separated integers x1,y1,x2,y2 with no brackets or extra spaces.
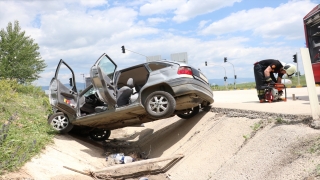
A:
49,53,214,132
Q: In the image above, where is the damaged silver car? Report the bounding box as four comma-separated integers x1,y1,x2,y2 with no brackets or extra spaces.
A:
48,53,214,141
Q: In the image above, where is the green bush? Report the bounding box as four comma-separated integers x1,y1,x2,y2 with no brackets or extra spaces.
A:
0,79,19,101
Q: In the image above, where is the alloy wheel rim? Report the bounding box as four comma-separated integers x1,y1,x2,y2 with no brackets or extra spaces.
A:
149,95,168,113
52,115,68,130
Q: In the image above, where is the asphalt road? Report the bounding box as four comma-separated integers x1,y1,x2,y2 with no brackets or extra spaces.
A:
212,87,320,115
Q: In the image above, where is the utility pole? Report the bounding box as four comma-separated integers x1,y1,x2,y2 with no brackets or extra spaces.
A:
224,57,236,89
80,74,85,89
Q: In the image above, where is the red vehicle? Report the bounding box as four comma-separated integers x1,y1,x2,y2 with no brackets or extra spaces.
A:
304,4,320,83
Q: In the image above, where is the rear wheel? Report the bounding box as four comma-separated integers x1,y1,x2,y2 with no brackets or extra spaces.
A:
144,91,176,119
89,128,111,141
177,106,200,119
48,112,73,134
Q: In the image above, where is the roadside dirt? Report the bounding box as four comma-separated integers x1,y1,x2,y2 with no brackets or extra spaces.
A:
2,107,320,180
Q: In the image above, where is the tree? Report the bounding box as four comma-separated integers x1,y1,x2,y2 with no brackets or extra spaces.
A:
0,20,46,84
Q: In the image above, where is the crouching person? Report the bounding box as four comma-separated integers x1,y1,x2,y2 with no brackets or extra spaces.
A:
253,59,296,103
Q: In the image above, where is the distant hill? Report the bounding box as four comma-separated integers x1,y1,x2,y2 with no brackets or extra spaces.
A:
41,79,255,91
209,78,255,86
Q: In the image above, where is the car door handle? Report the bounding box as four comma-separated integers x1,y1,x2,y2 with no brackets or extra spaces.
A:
61,92,74,98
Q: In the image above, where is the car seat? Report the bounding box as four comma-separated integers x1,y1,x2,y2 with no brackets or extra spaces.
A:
116,78,134,106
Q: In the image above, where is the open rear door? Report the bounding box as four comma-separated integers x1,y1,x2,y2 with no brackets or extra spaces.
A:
90,53,117,109
304,4,320,83
49,60,78,116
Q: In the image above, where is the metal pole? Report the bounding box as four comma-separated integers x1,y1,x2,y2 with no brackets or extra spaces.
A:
300,48,320,120
218,65,227,90
223,66,227,90
123,47,151,62
297,53,300,85
206,62,227,90
227,62,236,89
80,74,85,89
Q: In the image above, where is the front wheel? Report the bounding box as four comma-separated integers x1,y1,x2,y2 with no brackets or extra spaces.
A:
48,112,73,134
89,128,111,141
144,91,176,119
177,106,200,119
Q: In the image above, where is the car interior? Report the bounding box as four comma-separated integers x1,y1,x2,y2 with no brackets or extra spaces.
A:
78,62,172,115
115,65,149,104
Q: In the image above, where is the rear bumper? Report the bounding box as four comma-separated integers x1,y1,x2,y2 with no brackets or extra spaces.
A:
167,78,214,104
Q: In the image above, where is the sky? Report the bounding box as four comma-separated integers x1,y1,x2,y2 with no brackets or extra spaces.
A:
0,0,319,86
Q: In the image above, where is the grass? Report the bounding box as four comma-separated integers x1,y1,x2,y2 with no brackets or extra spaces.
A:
275,117,289,124
315,164,320,176
308,137,320,154
243,135,250,140
0,79,55,174
243,121,263,141
250,122,261,131
306,137,320,177
212,75,307,91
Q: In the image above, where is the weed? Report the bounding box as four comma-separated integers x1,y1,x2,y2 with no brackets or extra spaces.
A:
242,121,265,142
243,135,250,140
309,140,320,154
251,122,261,131
315,164,320,176
0,81,56,174
275,117,286,124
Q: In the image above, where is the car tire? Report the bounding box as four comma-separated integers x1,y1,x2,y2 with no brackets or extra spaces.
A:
177,105,200,119
48,112,74,134
202,105,212,112
89,128,111,141
144,91,176,119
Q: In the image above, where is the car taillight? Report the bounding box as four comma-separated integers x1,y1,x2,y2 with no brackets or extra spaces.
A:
177,66,193,75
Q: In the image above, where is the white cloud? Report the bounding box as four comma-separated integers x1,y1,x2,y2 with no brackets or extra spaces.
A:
139,0,184,16
0,1,66,28
200,0,316,40
198,20,211,29
37,6,138,49
79,0,109,7
173,0,242,23
146,17,167,25
0,0,312,86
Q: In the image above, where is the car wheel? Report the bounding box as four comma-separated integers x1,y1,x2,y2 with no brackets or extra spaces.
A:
48,112,74,134
177,106,200,119
144,91,176,119
202,105,212,112
89,128,111,141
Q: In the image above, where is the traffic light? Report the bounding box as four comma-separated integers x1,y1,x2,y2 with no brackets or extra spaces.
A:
69,78,73,86
121,46,125,53
224,76,227,81
224,57,227,63
205,61,207,66
293,54,297,63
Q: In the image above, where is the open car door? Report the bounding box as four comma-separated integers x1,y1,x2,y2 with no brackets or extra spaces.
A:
49,60,78,116
90,53,117,109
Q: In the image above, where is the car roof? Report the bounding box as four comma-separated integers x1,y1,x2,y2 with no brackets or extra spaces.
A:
119,60,185,71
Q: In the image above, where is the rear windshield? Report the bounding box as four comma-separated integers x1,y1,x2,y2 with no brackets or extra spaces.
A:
147,62,171,71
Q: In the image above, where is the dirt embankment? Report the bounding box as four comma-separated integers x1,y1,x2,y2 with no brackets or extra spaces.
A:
2,107,320,180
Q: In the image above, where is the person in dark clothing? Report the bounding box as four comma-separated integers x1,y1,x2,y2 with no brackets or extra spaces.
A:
253,59,297,102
